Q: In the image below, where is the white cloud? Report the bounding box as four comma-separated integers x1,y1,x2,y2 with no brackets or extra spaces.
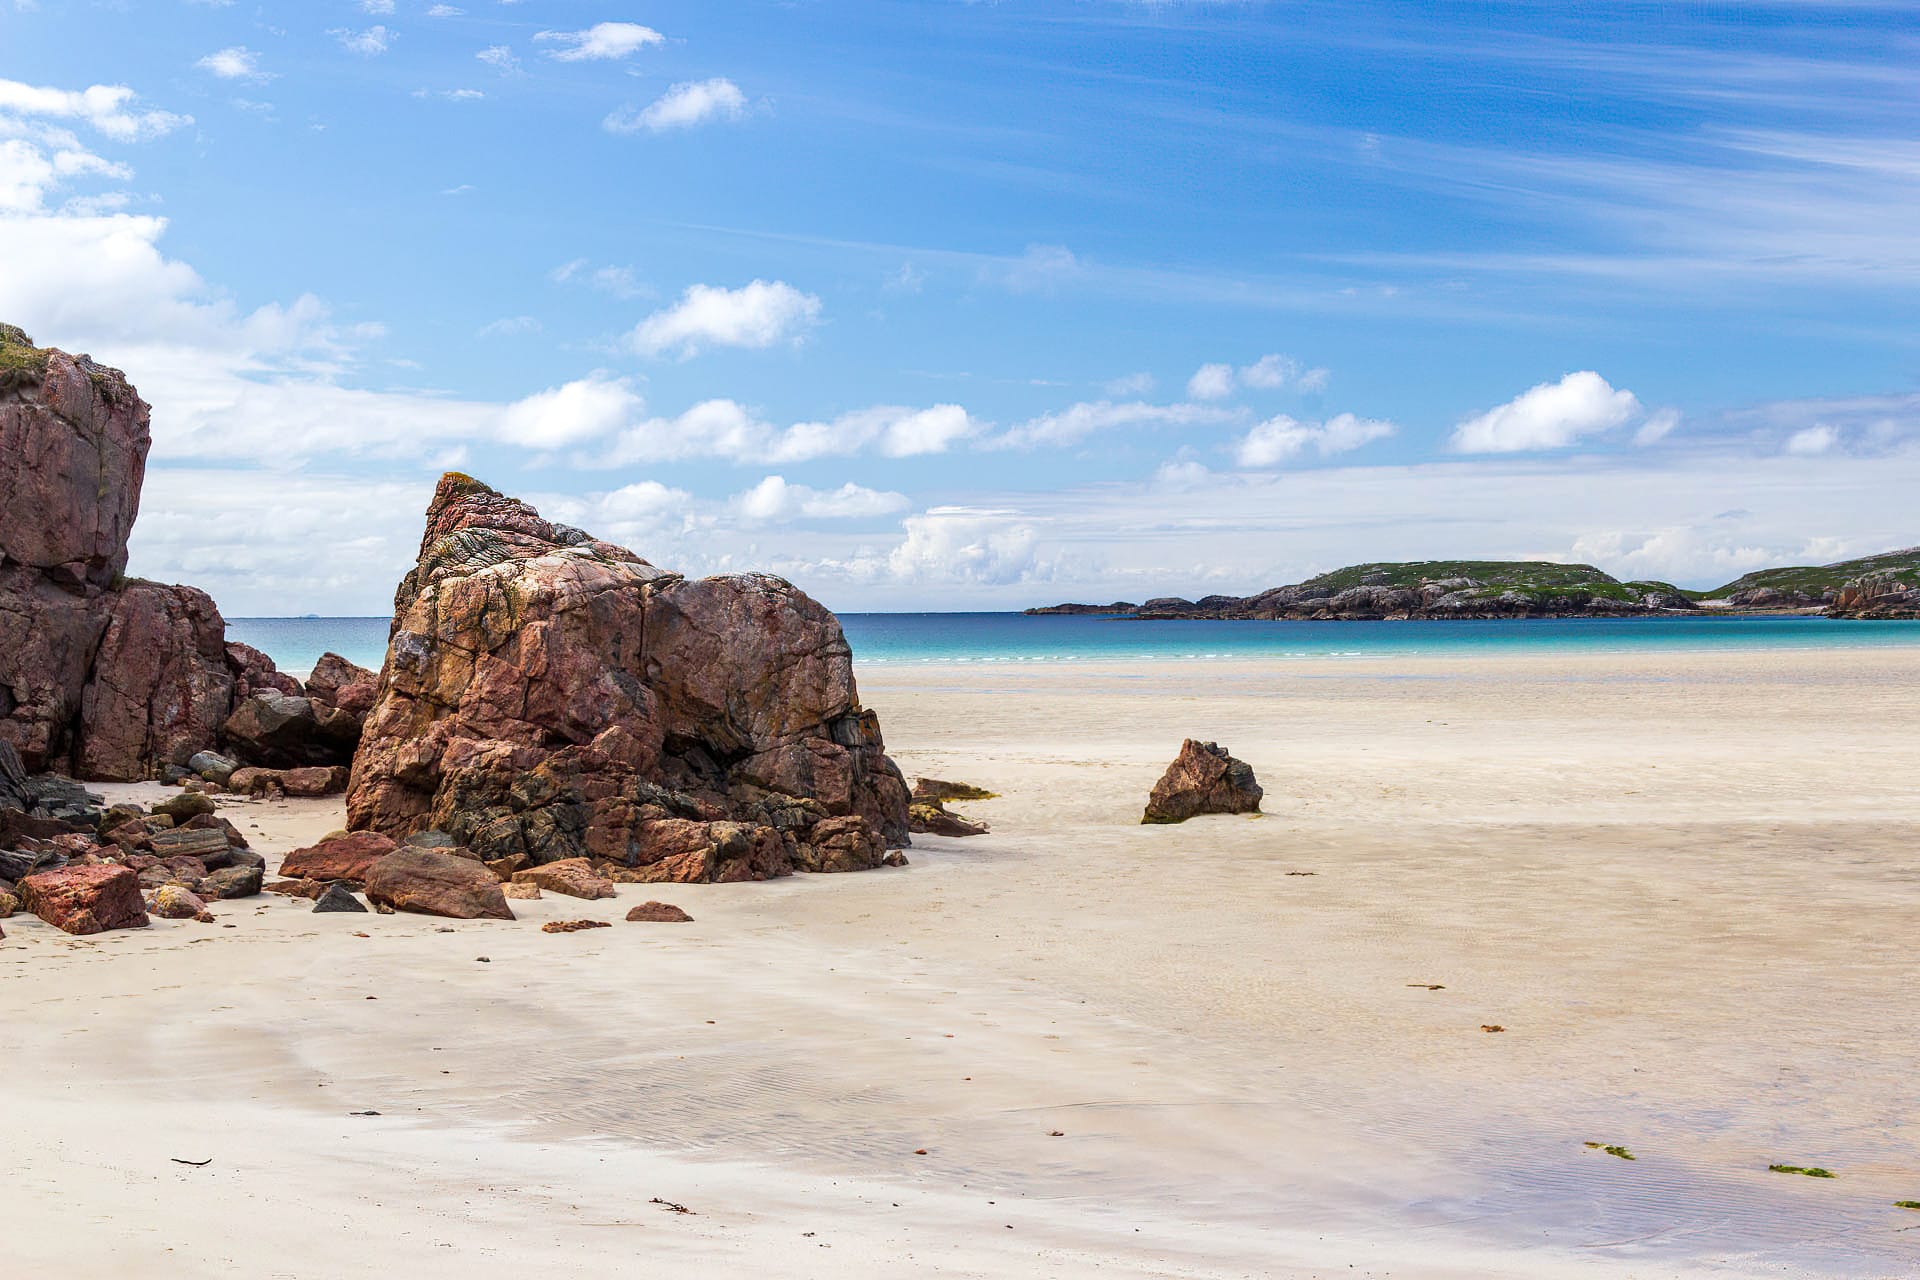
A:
428,4,463,15
196,48,270,83
732,476,910,524
1239,353,1328,392
1234,412,1395,468
772,404,980,462
602,400,979,467
1785,423,1840,455
0,79,190,141
1187,362,1235,401
1189,353,1329,401
627,279,821,359
332,27,395,57
1450,371,1642,453
535,22,664,62
885,507,1048,586
1634,407,1682,446
605,78,748,135
477,45,520,73
360,0,395,12
1104,371,1154,397
994,399,1236,450
496,373,642,448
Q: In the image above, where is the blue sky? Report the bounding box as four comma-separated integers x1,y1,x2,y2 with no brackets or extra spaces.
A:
2,1,1917,613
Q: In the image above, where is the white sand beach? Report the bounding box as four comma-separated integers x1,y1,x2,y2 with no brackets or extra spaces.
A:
7,647,1919,1278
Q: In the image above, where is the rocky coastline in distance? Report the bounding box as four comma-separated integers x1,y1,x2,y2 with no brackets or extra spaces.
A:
1027,552,1920,621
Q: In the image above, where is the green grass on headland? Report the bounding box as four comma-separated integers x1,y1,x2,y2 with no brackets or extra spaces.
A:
1704,549,1920,600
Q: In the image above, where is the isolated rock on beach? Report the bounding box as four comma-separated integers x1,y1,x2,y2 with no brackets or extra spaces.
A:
345,473,911,882
1141,740,1263,824
364,846,514,920
626,901,692,922
19,863,150,935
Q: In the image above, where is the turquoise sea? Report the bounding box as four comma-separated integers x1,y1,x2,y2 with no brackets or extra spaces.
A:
228,613,1920,676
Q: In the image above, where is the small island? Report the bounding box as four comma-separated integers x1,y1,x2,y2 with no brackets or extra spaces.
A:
1028,551,1920,621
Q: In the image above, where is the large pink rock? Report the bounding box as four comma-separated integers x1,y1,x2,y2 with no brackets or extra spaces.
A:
19,863,150,934
0,327,244,778
346,473,910,879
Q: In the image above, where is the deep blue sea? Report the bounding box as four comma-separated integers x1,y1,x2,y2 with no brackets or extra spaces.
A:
228,613,1920,676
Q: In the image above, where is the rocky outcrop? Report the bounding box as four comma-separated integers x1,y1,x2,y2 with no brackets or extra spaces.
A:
345,474,910,883
0,326,290,780
1040,561,1697,622
1022,601,1138,616
1142,740,1263,824
1829,574,1920,619
305,652,378,719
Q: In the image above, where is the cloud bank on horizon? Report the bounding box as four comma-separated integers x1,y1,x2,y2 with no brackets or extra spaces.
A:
0,1,1916,615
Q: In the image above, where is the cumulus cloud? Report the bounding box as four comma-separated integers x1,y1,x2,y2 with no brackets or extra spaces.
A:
535,22,664,61
1189,353,1328,401
601,400,980,467
196,48,270,83
732,475,910,523
885,507,1048,586
1234,412,1395,468
477,45,520,73
1451,371,1642,453
0,78,191,141
626,279,821,359
605,78,747,135
496,373,642,449
1187,362,1235,400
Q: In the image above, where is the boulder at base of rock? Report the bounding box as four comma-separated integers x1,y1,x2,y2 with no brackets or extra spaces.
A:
188,750,238,785
20,863,149,934
312,882,368,913
502,881,542,900
615,818,791,884
626,901,692,923
510,857,615,900
279,831,398,886
908,801,990,838
793,814,886,873
1141,739,1263,824
281,765,348,797
152,791,216,821
305,652,378,719
150,884,210,919
912,778,996,803
199,863,263,899
364,847,514,920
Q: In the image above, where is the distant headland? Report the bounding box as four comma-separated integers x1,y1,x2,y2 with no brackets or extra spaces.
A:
1027,551,1920,621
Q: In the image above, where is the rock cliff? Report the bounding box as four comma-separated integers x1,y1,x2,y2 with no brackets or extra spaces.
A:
0,325,243,779
346,474,911,882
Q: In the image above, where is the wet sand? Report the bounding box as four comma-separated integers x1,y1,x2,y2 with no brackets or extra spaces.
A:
5,648,1918,1277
